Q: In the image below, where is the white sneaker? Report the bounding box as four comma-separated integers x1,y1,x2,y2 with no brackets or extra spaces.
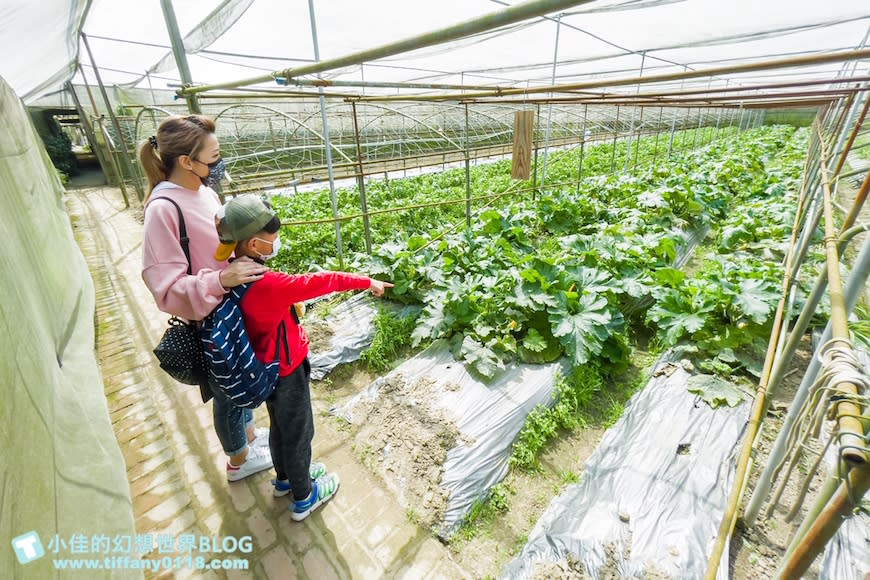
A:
251,427,269,447
226,445,273,482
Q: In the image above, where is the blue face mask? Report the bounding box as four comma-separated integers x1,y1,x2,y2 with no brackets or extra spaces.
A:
202,157,227,188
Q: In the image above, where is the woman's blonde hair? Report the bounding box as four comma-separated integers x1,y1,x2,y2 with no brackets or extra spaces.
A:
137,114,216,199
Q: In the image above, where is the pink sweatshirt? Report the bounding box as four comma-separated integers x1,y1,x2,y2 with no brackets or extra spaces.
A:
142,181,228,321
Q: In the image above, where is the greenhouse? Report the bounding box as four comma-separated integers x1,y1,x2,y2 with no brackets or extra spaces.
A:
1,0,869,578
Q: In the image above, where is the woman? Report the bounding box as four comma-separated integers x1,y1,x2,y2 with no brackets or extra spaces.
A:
138,115,272,482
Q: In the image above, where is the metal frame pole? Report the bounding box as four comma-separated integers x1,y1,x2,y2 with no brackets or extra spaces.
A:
577,103,588,191
624,51,646,171
307,0,344,268
351,102,372,253
532,103,540,194
159,0,201,114
65,80,120,203
652,106,663,166
464,104,472,227
632,106,644,169
610,105,620,173
539,14,562,189
80,33,144,202
667,107,678,159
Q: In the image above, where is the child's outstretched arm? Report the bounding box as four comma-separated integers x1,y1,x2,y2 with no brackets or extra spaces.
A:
368,279,394,297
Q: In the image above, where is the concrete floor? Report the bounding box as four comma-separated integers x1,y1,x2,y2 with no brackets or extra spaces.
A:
67,184,470,579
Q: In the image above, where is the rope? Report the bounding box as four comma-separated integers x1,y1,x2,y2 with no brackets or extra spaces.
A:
764,338,870,517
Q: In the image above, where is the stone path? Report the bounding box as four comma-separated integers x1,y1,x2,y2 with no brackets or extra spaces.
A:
66,185,470,580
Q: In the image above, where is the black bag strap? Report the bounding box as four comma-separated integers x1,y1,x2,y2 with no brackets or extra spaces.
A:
150,197,192,275
275,320,291,367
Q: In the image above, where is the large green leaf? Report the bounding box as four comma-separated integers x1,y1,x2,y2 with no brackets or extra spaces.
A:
549,294,613,365
732,278,778,324
459,335,503,378
687,374,744,408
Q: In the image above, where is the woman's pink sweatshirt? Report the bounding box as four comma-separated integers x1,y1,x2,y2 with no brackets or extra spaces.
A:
142,181,228,321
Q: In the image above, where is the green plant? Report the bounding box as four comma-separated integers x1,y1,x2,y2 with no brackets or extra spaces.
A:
603,399,625,428
454,481,514,541
559,469,579,484
509,366,604,470
42,130,79,178
360,308,419,371
849,301,870,351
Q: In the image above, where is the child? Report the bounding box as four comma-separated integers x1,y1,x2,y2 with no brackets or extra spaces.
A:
213,194,393,521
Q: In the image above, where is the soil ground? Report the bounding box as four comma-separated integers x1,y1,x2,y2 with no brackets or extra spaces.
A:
729,337,823,579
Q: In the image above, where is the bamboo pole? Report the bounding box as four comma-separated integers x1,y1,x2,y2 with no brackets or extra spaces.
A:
816,128,866,465
774,456,870,578
177,0,594,95
742,96,868,524
357,48,870,103
833,89,870,178
700,119,820,580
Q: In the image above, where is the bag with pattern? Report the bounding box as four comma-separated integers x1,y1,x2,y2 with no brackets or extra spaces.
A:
149,197,211,401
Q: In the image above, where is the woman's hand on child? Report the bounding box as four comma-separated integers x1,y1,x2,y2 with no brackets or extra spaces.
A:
369,279,394,297
219,257,268,289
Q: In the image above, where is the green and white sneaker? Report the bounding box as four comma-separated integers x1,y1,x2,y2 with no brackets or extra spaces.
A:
290,472,340,521
271,462,328,497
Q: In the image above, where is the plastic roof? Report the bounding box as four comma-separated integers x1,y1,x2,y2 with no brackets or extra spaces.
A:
2,0,869,103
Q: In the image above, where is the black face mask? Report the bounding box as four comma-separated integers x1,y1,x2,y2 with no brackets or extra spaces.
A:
201,157,226,188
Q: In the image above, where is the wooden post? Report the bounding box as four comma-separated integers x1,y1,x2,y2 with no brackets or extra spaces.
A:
511,110,535,180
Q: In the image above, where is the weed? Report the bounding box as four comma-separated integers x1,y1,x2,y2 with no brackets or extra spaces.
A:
453,482,514,542
509,366,603,470
559,469,579,484
512,533,528,556
360,308,419,372
406,506,420,525
603,399,625,428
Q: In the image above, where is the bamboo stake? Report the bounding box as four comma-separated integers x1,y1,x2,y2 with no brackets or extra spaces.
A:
816,127,866,465
700,119,818,580
357,48,870,102
774,451,870,578
833,89,870,178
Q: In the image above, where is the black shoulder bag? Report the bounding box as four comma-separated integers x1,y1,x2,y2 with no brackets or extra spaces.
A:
149,197,212,403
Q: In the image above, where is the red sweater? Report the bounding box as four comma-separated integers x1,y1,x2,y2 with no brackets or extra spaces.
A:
240,271,371,376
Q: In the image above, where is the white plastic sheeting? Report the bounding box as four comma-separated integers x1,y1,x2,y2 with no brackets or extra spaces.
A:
501,357,750,579
335,339,567,538
0,0,88,101
308,293,381,380
307,293,418,380
820,512,870,580
818,349,870,580
3,0,870,102
0,75,137,578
